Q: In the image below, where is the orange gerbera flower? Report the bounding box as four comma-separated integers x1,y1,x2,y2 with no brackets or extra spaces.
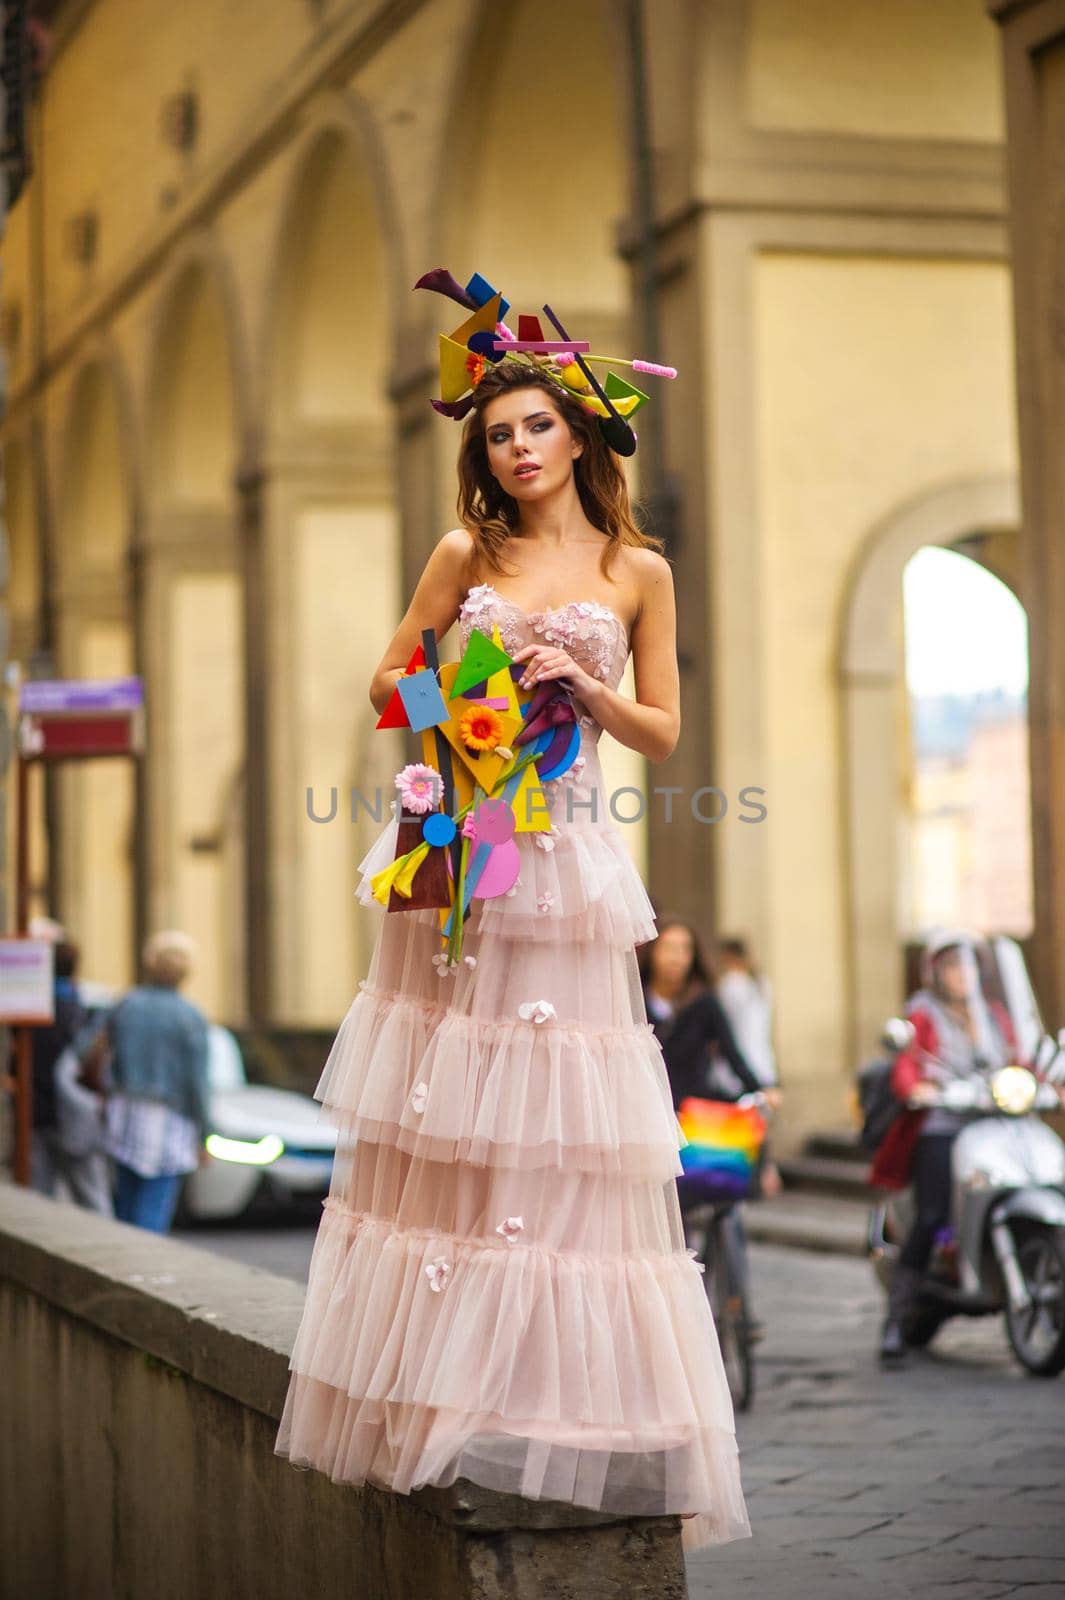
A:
465,351,486,387
459,705,503,751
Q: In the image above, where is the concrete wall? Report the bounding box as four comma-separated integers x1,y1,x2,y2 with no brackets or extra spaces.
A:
0,1186,687,1600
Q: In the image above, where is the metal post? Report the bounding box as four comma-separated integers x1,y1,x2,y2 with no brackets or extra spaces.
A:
12,749,31,1183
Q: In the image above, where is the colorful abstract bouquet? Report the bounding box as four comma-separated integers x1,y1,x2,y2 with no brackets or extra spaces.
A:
371,620,583,966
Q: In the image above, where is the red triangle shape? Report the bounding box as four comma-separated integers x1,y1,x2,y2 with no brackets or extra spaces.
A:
375,643,427,729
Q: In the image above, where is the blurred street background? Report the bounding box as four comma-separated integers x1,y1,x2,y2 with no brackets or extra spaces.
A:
1,0,1062,1160
4,2,1065,1597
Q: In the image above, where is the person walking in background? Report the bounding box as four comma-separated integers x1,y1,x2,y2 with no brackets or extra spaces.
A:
715,936,778,1089
80,930,210,1234
26,923,111,1213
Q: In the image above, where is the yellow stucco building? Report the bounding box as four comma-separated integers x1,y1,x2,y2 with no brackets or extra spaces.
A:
0,0,1029,1149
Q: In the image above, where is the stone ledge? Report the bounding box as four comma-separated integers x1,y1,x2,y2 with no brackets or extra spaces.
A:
0,1179,302,1422
0,1181,685,1550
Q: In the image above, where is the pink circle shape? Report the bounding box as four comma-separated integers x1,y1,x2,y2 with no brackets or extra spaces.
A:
472,837,521,899
474,798,516,845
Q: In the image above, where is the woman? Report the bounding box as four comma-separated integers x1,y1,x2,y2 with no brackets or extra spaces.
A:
640,919,777,1316
640,919,763,1110
275,298,751,1552
872,930,1014,1364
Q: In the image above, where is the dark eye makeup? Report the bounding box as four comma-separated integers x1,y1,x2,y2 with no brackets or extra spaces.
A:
488,420,553,444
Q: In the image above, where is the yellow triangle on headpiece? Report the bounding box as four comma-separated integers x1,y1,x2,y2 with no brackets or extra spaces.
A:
439,335,477,403
449,291,503,350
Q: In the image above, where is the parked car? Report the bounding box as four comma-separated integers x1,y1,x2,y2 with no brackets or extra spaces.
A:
179,1024,336,1222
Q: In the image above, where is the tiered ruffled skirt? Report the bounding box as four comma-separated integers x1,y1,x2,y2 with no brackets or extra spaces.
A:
275,812,752,1554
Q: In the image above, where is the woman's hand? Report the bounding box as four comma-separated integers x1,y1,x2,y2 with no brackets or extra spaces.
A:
909,1080,940,1107
510,642,595,699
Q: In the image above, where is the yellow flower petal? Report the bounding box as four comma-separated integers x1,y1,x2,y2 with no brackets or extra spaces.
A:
369,841,430,906
392,840,431,898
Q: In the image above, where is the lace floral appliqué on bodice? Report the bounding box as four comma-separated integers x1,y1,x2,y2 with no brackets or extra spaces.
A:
458,583,629,689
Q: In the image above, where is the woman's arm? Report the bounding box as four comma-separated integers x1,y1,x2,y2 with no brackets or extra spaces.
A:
577,551,680,764
509,549,681,764
369,528,475,715
891,1008,939,1100
699,992,763,1097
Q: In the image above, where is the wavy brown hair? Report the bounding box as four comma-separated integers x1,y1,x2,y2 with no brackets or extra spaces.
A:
455,361,664,586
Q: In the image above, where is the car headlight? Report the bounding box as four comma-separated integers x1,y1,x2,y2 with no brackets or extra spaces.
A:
990,1066,1038,1116
204,1132,285,1165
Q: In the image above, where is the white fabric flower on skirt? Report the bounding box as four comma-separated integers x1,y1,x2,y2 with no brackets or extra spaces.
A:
495,1216,524,1245
432,952,457,978
505,875,522,899
537,892,555,914
518,999,557,1024
410,1082,429,1115
425,1256,451,1293
534,831,556,852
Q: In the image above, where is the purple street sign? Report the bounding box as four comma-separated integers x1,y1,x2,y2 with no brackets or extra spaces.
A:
19,676,144,714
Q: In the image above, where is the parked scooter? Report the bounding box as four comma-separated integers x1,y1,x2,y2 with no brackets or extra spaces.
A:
867,937,1065,1376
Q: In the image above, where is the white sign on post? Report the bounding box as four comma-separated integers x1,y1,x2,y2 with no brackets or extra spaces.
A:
0,939,56,1024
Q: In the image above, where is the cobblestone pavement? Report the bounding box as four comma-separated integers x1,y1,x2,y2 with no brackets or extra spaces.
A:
688,1243,1065,1600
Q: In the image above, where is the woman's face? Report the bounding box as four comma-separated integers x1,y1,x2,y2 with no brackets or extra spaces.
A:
651,924,695,986
935,948,973,1003
482,386,583,501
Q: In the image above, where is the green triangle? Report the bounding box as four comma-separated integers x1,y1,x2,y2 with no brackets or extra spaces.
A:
605,370,650,416
450,628,514,699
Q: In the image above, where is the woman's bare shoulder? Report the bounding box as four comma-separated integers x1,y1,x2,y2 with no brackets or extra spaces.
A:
437,527,477,571
415,527,478,595
625,547,676,625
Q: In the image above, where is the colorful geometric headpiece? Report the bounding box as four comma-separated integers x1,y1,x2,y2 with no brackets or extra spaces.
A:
414,267,678,459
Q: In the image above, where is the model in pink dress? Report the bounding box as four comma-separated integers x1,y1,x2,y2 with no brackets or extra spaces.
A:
275,355,751,1556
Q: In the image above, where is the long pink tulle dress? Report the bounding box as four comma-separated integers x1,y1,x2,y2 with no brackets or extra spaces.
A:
274,582,751,1554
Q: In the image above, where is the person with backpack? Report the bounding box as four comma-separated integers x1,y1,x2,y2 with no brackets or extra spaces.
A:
869,929,1017,1365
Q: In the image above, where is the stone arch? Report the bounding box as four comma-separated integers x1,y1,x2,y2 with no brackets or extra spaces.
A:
57,346,138,562
436,0,629,316
265,96,401,430
146,245,248,510
52,352,139,987
2,431,41,660
260,113,399,1025
840,475,1022,1060
142,245,248,1022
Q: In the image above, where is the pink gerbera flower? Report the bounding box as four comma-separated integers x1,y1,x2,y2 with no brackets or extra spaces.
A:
396,762,441,814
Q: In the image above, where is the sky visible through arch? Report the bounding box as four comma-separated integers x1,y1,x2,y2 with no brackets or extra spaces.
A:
903,546,1029,699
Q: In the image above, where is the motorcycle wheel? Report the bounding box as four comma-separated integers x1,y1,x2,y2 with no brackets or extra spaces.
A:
1004,1225,1065,1378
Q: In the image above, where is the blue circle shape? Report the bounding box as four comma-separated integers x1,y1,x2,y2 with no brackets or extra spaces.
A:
423,812,457,847
468,329,505,362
